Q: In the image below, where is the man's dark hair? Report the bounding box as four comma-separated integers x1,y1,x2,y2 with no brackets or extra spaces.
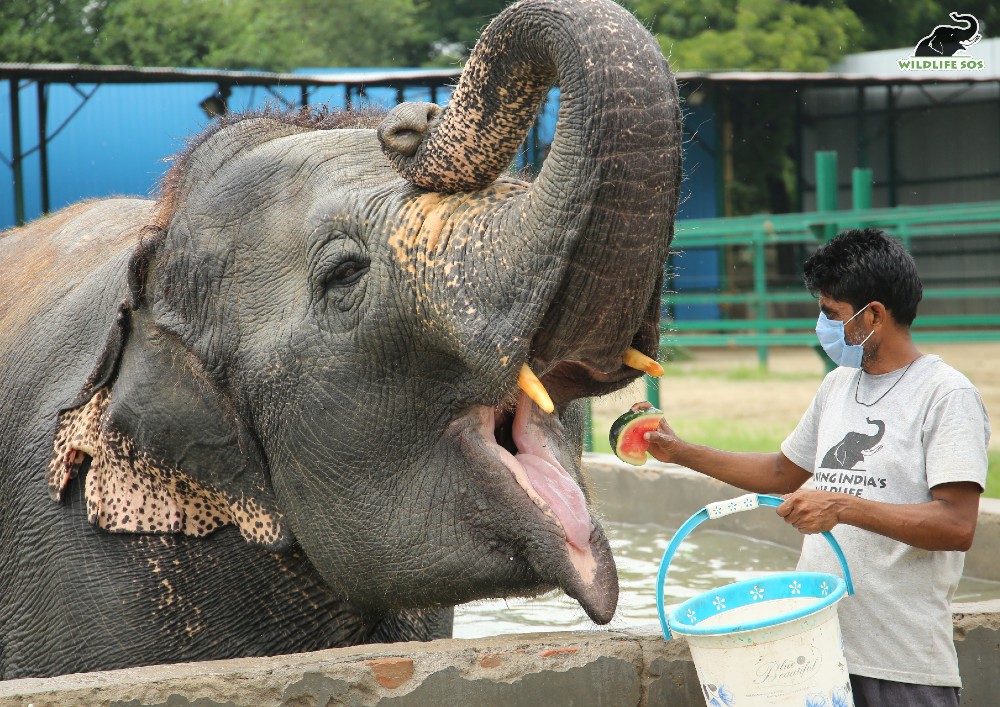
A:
803,228,923,326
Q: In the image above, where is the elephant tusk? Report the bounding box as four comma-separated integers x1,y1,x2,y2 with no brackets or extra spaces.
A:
623,347,664,377
518,364,555,414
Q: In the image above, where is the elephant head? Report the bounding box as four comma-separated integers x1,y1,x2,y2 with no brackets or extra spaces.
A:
820,418,886,470
914,13,981,56
48,0,680,626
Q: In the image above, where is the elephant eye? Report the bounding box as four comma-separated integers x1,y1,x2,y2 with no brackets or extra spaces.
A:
328,259,369,287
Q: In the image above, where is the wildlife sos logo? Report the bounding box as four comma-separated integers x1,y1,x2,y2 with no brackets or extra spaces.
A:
814,418,888,497
897,12,985,71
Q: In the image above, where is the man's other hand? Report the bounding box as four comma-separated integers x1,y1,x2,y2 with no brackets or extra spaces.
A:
777,489,846,534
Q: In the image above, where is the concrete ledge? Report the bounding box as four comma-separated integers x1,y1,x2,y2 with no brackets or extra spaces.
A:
0,627,702,707
4,457,998,705
5,616,1000,706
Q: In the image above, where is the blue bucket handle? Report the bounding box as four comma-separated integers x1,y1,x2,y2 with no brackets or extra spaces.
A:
656,493,854,640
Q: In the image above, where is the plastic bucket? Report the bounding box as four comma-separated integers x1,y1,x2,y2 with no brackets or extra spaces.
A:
656,494,856,707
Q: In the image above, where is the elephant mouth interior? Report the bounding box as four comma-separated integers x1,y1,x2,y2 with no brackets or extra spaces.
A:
489,392,592,548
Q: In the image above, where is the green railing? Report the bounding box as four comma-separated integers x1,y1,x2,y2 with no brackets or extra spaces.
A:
663,198,1000,366
585,155,1000,451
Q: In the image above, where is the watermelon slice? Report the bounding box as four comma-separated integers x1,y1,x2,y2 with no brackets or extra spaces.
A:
609,407,663,466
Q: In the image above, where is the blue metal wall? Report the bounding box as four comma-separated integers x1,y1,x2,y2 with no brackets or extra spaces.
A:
670,101,721,321
0,71,460,229
2,72,721,319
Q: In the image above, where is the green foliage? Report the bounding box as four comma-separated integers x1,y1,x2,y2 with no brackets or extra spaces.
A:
415,0,511,65
985,450,1000,499
846,0,1000,53
627,0,862,72
0,0,108,63
4,0,994,71
2,0,459,70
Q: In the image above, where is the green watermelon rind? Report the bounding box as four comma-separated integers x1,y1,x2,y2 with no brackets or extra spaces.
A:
609,407,663,466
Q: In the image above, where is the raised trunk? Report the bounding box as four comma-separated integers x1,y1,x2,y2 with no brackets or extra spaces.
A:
952,13,980,41
380,0,681,386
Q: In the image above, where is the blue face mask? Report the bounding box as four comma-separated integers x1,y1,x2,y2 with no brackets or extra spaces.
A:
815,304,874,368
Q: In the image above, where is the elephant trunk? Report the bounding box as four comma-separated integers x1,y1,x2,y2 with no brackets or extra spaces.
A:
865,417,886,446
380,0,681,387
951,12,980,41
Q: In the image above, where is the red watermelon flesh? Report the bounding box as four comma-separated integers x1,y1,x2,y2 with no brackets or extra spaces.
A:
610,409,663,465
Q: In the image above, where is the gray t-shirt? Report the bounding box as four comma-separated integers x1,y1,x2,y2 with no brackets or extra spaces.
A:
781,354,990,687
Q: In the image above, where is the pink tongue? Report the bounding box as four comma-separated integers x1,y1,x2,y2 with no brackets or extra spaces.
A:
516,452,592,550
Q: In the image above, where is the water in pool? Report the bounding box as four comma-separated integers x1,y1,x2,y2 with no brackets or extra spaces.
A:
453,520,1000,639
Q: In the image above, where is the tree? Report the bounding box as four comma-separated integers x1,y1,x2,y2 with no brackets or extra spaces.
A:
0,0,108,64
627,0,863,72
91,0,434,71
414,0,511,64
845,0,998,53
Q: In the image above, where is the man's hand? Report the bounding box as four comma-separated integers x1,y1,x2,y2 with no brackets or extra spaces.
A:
631,401,684,464
776,489,847,534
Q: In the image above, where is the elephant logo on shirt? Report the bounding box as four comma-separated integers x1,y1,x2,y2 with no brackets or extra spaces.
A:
820,418,885,469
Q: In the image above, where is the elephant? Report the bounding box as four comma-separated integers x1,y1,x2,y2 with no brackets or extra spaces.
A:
914,12,981,57
820,418,886,470
0,0,681,680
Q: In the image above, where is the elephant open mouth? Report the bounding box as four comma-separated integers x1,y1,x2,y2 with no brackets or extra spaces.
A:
449,344,649,624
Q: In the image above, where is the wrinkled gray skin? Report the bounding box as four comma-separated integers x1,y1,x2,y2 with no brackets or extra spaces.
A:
0,0,680,679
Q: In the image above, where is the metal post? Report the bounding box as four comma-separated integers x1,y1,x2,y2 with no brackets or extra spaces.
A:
721,89,733,216
9,78,24,226
753,232,768,367
645,375,661,410
37,81,50,215
886,86,897,207
344,85,352,110
430,85,438,104
852,168,873,211
300,85,309,108
530,120,540,174
396,86,404,105
815,150,838,240
855,86,868,168
794,91,804,212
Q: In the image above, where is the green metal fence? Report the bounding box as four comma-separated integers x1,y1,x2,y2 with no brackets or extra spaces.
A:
588,206,999,451
663,198,1000,366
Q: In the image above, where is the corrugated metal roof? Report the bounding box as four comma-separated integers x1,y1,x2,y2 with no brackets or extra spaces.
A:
0,63,463,88
676,70,999,86
2,63,997,88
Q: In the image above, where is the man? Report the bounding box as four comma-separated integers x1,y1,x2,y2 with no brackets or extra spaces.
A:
640,228,990,706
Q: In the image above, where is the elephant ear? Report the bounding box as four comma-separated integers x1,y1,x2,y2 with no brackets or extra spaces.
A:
47,302,291,551
929,37,944,54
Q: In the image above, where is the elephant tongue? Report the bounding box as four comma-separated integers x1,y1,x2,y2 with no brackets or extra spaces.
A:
512,393,592,551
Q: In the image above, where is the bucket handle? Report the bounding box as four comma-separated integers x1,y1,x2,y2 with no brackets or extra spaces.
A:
656,493,854,640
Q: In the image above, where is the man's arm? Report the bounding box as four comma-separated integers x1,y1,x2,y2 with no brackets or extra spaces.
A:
640,405,812,494
777,482,981,551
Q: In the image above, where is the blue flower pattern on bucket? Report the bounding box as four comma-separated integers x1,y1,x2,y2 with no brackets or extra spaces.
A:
805,692,827,707
803,686,851,707
830,686,850,707
703,683,735,706
659,496,855,707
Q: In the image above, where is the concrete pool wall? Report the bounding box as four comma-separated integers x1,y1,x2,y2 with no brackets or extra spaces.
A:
3,455,999,706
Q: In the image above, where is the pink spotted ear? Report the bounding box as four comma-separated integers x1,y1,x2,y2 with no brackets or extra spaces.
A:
48,387,287,548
